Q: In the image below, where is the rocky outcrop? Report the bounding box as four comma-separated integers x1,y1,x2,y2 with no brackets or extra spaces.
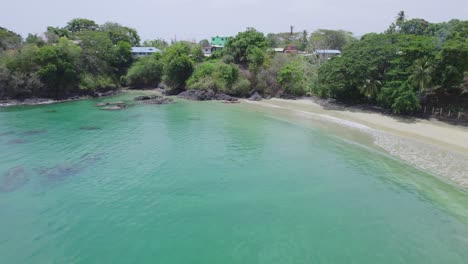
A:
248,92,263,101
134,95,175,105
95,101,125,107
100,105,128,111
177,89,238,102
92,90,120,98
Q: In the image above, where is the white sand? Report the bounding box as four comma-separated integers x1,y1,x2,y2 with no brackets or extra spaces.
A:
244,98,468,188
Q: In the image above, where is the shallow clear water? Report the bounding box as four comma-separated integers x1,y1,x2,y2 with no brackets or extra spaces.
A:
1,93,468,264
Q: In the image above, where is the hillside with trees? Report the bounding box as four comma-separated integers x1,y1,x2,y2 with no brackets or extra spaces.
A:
1,12,467,117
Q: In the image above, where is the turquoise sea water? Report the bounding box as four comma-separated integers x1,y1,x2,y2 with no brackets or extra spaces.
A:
1,93,468,264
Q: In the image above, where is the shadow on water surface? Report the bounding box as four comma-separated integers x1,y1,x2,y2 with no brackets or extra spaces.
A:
0,166,29,193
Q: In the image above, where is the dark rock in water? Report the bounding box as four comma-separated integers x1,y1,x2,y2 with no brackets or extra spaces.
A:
178,89,215,101
280,94,297,100
177,89,238,102
92,90,120,98
79,152,105,165
0,131,15,136
135,95,174,104
0,166,29,193
95,101,125,107
22,130,47,136
134,95,159,101
214,93,237,101
101,105,128,111
248,92,263,101
6,139,30,145
36,164,83,182
143,98,174,105
79,126,101,131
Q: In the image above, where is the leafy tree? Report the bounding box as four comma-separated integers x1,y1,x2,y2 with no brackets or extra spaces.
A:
277,60,306,96
186,60,248,96
45,26,70,43
0,27,22,51
0,64,43,98
35,38,82,97
77,30,114,73
401,19,430,35
112,41,133,77
125,53,163,88
310,29,356,50
266,33,279,48
162,42,194,93
391,83,421,114
100,22,140,46
247,46,265,74
298,30,309,51
191,45,205,63
225,28,268,64
142,39,169,50
25,34,45,47
198,39,210,47
66,18,99,33
434,36,468,89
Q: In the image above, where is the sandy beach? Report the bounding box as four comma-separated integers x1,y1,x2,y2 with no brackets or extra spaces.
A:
244,98,468,189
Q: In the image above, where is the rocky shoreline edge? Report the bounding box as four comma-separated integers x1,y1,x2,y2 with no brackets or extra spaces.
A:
0,90,122,107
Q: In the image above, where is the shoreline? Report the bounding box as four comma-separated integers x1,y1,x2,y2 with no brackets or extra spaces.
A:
0,90,124,107
244,98,468,189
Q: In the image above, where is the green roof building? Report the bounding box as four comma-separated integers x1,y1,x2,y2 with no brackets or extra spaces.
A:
210,36,229,47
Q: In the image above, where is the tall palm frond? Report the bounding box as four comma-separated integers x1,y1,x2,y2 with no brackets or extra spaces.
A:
360,78,382,99
409,58,433,94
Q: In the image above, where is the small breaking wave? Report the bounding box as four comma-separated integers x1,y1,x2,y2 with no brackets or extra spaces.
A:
274,105,468,189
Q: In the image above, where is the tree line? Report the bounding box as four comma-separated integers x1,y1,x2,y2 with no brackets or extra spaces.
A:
1,13,467,115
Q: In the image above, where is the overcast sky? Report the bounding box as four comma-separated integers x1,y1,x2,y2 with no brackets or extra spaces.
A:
1,0,467,42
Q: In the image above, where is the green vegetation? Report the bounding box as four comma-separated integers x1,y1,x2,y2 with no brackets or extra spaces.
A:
124,53,163,88
1,13,466,117
0,19,136,99
317,16,467,114
186,61,250,96
161,43,194,94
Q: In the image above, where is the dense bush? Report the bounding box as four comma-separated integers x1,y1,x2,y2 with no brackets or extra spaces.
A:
186,61,250,96
125,53,163,88
162,43,194,94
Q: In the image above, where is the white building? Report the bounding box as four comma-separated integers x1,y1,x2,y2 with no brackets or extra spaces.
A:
202,45,223,57
131,47,161,58
313,49,341,59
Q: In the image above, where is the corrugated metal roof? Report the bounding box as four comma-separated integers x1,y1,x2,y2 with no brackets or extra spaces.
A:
313,49,341,54
131,47,161,53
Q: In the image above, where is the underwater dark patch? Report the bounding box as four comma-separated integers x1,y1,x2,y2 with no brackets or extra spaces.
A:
21,130,47,136
79,126,101,131
0,166,29,193
6,139,30,145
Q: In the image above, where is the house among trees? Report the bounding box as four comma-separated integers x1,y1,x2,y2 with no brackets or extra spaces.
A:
210,36,229,47
202,45,223,57
131,47,161,58
202,36,230,57
313,49,341,59
283,45,298,54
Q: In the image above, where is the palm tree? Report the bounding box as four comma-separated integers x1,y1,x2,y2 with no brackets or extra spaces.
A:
360,78,382,99
409,58,433,94
396,11,406,28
